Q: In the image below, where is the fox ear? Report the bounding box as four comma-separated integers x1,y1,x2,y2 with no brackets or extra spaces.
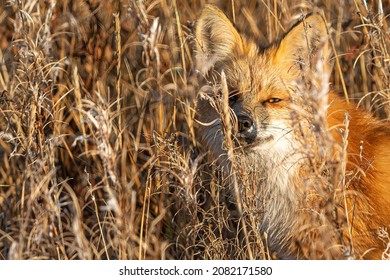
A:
273,14,331,79
195,5,244,74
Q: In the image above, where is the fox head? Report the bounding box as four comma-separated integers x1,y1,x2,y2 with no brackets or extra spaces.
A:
195,5,332,164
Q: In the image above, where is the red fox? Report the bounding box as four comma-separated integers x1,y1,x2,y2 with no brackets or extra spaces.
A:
195,5,390,259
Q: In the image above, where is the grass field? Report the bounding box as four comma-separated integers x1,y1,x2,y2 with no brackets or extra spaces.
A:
0,0,389,260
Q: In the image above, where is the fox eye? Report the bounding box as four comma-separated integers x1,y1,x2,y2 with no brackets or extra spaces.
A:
267,98,282,103
229,90,240,104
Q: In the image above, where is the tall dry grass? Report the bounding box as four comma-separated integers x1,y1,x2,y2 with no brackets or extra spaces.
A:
0,0,389,259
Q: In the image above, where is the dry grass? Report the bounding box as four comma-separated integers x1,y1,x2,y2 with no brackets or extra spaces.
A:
0,0,389,259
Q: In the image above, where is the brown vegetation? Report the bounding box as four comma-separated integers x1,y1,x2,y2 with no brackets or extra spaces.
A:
0,0,389,260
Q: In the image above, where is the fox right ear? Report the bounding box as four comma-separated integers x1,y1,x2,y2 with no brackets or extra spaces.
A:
273,14,332,79
195,5,244,74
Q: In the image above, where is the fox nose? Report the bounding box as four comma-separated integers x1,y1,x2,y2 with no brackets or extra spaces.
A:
237,114,256,142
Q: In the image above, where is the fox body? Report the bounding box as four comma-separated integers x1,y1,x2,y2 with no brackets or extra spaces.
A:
195,5,390,259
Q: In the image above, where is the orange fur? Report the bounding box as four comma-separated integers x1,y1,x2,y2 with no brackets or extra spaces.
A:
327,93,390,259
195,5,390,259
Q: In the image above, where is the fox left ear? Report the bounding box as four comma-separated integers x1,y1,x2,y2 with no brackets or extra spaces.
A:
273,14,332,79
195,5,244,75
